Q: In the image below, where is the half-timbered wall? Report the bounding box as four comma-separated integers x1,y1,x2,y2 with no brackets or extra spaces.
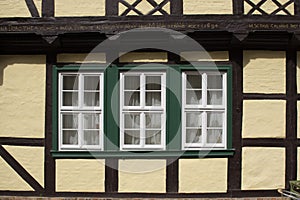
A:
1,0,300,199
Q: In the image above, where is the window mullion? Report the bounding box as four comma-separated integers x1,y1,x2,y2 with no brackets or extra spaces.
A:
78,112,83,148
202,111,207,147
141,112,145,148
202,73,207,107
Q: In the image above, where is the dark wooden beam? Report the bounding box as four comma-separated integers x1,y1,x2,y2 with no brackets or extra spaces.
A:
170,0,183,15
285,45,297,189
243,93,286,100
0,137,44,146
233,0,244,15
0,145,44,193
42,0,54,17
44,53,56,196
105,0,119,16
166,159,178,193
242,138,285,147
25,0,40,17
228,45,243,193
105,159,118,192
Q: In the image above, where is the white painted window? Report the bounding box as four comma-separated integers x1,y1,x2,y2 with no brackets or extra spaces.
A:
120,72,166,150
58,73,103,150
182,71,227,149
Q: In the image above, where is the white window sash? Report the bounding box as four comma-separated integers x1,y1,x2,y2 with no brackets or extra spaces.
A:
120,72,166,150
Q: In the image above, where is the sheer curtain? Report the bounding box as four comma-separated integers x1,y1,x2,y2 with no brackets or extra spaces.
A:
207,112,223,144
146,113,161,144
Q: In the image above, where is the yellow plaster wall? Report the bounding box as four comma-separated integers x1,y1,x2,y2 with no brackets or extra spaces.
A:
244,0,294,15
56,159,105,192
179,158,227,193
3,145,44,187
242,100,285,138
119,159,166,193
183,0,232,14
57,53,106,63
0,0,30,17
0,157,33,191
242,147,285,190
0,55,45,138
119,52,168,63
243,51,286,93
55,0,105,16
180,51,229,61
119,0,170,15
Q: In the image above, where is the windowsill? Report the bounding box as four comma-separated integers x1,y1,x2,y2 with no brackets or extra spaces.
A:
51,149,235,159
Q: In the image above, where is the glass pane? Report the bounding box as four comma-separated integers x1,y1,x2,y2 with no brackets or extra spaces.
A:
146,92,161,106
207,129,222,143
84,76,100,90
124,76,140,90
186,112,202,127
146,130,161,145
62,114,78,129
187,74,201,89
124,113,140,129
63,92,78,106
83,114,100,129
124,91,140,106
63,75,78,90
84,92,100,106
145,113,161,128
146,76,161,90
207,75,222,89
124,130,140,145
186,90,202,105
186,129,202,143
207,112,223,127
62,130,78,145
83,130,100,145
207,91,222,105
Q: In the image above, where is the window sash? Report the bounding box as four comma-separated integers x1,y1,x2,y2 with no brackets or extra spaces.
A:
182,71,227,150
58,73,103,150
120,72,166,150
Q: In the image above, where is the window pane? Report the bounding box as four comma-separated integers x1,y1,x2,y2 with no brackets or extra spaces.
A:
125,76,140,90
207,112,223,127
145,113,161,128
62,114,78,129
63,75,78,90
84,76,100,90
124,91,140,106
124,130,140,145
186,112,202,127
62,130,78,145
207,74,222,89
83,114,100,129
187,74,201,89
146,130,161,145
207,129,222,143
124,113,140,129
207,91,222,105
146,76,161,90
186,129,201,143
84,92,100,107
146,92,161,106
83,130,100,145
63,92,78,106
186,90,202,105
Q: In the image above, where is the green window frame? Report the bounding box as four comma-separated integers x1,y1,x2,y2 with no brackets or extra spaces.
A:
51,64,234,158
